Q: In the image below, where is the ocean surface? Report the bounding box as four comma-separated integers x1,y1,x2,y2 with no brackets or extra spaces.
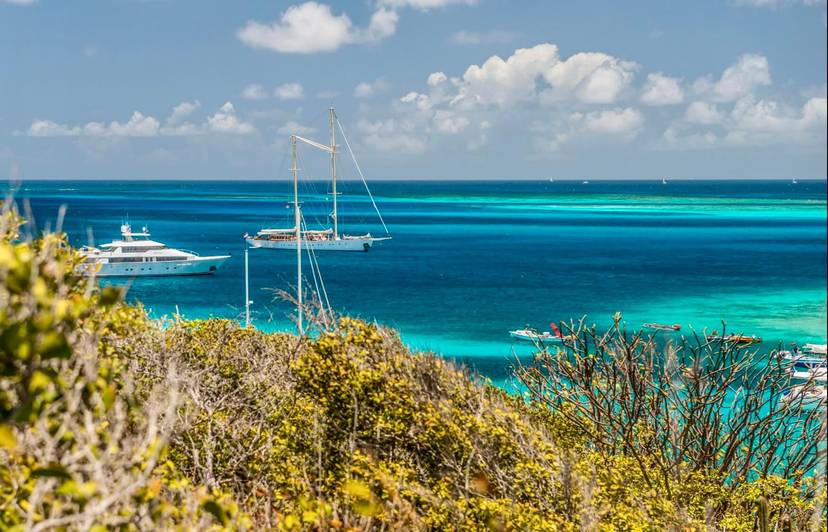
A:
8,179,827,385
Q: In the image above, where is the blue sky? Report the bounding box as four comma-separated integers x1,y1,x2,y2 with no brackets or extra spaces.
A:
1,0,826,180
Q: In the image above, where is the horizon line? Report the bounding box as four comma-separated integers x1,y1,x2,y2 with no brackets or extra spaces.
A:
5,177,828,182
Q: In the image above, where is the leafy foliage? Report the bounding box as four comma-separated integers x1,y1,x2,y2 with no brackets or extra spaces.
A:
0,208,243,530
516,313,827,530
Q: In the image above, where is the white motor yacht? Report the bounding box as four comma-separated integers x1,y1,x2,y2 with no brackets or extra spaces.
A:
78,224,230,277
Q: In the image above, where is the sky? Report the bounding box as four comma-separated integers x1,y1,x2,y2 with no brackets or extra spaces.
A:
1,0,826,180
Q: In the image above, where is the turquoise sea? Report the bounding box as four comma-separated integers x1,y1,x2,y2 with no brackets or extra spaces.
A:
9,179,827,384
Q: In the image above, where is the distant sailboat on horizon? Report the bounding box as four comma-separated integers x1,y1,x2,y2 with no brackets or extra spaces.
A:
662,177,668,185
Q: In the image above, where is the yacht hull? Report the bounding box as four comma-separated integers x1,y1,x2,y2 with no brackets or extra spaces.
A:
246,236,384,252
81,255,230,277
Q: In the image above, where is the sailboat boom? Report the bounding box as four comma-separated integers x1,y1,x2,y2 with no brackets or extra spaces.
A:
294,135,333,153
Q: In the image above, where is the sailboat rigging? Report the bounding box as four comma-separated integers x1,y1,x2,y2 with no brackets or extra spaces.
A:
246,107,391,252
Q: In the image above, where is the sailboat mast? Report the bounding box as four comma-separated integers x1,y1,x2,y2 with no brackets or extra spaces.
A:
244,243,250,328
291,135,303,335
329,107,338,240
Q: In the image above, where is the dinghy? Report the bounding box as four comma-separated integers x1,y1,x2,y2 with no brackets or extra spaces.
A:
509,328,562,343
706,332,762,345
643,322,681,331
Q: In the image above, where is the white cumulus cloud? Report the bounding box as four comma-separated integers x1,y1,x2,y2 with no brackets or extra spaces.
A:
729,95,826,135
459,43,560,107
357,118,428,154
685,101,722,124
432,110,470,133
354,78,389,98
237,2,398,54
242,84,269,100
27,102,256,138
207,102,256,134
274,82,305,100
640,73,684,105
665,95,826,149
27,120,81,137
382,42,643,154
660,54,824,150
450,29,513,45
427,72,448,87
359,8,399,41
693,54,771,103
277,121,317,135
167,100,200,124
544,52,639,104
379,0,477,9
573,108,644,135
27,112,160,138
732,0,825,7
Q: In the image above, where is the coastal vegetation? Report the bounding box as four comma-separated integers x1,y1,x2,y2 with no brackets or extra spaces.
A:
1,205,825,530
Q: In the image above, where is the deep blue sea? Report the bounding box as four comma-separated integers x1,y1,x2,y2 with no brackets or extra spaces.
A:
8,179,827,385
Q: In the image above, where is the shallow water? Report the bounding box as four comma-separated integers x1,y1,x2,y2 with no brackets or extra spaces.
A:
10,179,827,385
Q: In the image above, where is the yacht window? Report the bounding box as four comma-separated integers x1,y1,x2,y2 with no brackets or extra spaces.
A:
108,257,143,263
155,256,188,262
121,246,164,253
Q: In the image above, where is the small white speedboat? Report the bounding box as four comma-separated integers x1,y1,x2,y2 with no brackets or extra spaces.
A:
778,343,827,369
509,329,562,343
643,322,681,331
789,366,828,383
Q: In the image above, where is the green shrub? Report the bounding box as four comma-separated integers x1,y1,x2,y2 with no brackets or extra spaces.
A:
0,209,243,530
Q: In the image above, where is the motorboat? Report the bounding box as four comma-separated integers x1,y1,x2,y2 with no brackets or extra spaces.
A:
781,385,826,409
509,328,563,343
706,333,762,345
778,343,827,369
643,322,681,331
789,366,828,383
77,224,230,277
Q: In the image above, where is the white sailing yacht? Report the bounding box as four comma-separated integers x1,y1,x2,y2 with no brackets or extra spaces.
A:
246,108,390,252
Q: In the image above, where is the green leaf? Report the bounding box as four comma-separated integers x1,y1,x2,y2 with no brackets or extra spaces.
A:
28,369,53,392
201,499,229,526
31,464,72,480
39,332,71,360
0,424,16,449
99,286,122,307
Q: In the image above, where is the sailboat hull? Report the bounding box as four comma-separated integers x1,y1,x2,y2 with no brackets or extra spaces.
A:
246,236,386,252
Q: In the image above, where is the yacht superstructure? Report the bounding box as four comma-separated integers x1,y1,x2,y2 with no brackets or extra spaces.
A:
78,224,230,277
